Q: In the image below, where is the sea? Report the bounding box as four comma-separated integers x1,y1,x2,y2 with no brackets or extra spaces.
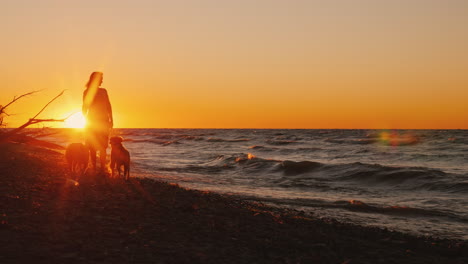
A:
47,128,468,240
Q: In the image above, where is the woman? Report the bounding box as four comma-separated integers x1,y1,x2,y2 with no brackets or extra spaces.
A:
82,72,113,173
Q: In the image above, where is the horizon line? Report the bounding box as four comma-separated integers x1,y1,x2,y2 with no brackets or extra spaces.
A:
33,127,468,130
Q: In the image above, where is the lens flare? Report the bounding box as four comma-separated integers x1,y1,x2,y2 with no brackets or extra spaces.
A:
64,112,87,129
377,130,419,146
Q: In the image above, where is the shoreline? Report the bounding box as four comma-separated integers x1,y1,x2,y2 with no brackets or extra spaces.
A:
0,142,466,263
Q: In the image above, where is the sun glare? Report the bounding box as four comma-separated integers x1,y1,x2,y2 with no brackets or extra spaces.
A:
64,112,86,129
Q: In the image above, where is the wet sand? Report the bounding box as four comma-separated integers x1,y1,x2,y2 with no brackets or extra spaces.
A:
0,142,466,263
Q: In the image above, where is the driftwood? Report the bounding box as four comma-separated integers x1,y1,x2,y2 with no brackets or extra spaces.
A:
0,91,39,120
0,90,66,142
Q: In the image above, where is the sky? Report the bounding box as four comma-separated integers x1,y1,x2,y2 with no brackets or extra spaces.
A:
1,0,467,129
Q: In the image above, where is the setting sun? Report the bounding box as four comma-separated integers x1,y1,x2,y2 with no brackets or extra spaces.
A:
64,111,86,129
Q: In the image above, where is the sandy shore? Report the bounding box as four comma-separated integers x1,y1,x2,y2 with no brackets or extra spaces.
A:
0,142,466,264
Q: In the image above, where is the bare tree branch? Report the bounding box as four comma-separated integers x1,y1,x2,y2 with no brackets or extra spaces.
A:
31,90,65,120
0,90,40,114
29,118,67,124
1,91,41,127
63,111,76,120
0,90,66,142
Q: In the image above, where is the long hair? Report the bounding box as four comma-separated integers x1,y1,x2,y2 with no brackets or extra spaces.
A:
83,72,103,110
85,71,103,89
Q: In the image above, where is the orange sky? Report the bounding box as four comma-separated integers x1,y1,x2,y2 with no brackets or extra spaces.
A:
1,0,467,129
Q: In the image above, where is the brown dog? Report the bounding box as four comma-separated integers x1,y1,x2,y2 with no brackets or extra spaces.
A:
109,136,130,180
65,143,89,179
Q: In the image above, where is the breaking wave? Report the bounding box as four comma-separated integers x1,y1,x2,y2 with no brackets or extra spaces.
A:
149,153,466,194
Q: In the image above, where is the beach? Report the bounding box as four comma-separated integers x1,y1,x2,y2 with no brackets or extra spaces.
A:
0,141,466,264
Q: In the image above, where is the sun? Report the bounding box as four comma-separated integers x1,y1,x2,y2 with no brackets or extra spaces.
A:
64,111,87,129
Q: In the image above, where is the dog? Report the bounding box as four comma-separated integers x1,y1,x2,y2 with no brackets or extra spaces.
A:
109,136,130,180
65,143,89,179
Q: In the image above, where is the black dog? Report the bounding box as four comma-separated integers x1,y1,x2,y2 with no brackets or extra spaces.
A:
109,136,130,180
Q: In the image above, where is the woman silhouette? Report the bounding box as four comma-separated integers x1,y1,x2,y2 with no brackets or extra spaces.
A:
82,72,113,173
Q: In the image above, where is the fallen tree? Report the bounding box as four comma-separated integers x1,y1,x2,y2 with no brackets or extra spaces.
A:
0,90,67,142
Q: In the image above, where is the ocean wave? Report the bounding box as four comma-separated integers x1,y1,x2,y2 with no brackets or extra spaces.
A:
154,135,176,140
248,145,283,152
420,181,468,194
217,155,464,192
325,138,375,145
114,131,140,136
134,149,465,194
280,160,323,175
273,135,303,140
207,137,251,142
125,139,181,146
246,196,467,223
279,147,323,154
177,135,204,141
248,146,322,153
249,145,267,150
334,200,467,222
335,163,446,184
266,139,298,145
325,135,421,146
